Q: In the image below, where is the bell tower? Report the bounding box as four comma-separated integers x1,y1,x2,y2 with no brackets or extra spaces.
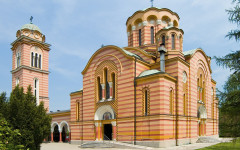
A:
11,19,51,111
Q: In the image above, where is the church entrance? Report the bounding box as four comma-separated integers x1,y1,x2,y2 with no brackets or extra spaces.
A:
53,125,60,142
103,124,112,140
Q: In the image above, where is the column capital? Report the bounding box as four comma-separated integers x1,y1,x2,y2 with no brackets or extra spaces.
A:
111,121,116,126
101,84,105,89
108,82,113,88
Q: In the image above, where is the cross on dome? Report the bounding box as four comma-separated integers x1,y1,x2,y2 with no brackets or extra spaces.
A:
150,0,154,7
30,16,33,24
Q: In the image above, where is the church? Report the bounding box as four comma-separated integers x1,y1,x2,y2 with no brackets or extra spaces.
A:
10,6,219,148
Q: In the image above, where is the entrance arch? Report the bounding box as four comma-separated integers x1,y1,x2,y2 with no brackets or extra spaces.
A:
59,121,70,142
53,125,60,142
94,105,116,120
94,105,116,141
51,122,60,142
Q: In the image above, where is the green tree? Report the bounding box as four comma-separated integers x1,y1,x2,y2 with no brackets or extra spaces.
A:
0,115,25,150
215,0,240,138
0,85,51,150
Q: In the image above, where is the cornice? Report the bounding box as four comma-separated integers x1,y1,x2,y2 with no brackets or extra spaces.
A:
166,56,190,67
11,65,50,74
70,90,83,96
11,35,51,51
126,7,180,25
136,71,177,82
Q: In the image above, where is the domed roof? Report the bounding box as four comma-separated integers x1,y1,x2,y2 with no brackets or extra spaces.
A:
21,23,41,33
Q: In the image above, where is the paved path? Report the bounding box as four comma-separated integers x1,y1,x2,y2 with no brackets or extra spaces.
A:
41,142,219,150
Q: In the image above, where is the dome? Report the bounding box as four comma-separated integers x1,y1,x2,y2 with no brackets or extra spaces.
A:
21,23,41,33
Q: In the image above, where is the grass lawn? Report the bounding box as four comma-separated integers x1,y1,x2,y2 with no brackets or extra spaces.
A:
198,138,240,150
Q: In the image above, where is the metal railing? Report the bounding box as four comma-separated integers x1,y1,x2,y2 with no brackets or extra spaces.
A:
103,134,113,146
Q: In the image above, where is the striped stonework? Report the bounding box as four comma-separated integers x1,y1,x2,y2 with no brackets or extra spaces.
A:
11,24,50,111
66,7,218,148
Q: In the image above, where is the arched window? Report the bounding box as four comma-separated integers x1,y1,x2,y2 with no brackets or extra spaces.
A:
211,87,214,118
143,89,150,116
97,77,102,100
139,29,142,46
31,52,34,67
170,89,173,114
103,112,112,120
179,35,183,50
104,68,110,99
202,81,205,103
171,34,175,49
151,26,154,44
111,73,116,99
35,53,38,68
144,90,148,116
34,78,39,105
16,77,19,86
183,94,186,115
16,52,21,68
76,101,80,121
39,54,41,69
162,35,165,45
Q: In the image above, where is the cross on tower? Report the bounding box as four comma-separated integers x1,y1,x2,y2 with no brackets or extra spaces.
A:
30,16,33,24
150,0,154,7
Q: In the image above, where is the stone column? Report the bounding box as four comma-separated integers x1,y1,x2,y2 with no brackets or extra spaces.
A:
111,121,117,141
132,26,137,47
69,132,71,142
99,122,103,141
109,82,113,99
95,122,99,141
51,132,53,142
101,84,105,100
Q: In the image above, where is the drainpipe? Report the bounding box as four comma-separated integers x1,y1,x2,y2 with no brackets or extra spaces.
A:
134,57,137,145
158,43,167,72
81,91,83,144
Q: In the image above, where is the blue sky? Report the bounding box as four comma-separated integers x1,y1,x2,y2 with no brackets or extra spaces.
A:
0,0,238,111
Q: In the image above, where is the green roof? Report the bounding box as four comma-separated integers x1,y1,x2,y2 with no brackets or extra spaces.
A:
138,69,161,77
21,23,41,33
122,49,143,61
183,49,197,56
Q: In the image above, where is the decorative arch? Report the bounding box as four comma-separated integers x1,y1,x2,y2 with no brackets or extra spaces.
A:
162,16,171,24
134,18,143,27
127,25,132,33
173,20,178,27
59,121,70,132
51,122,59,132
147,15,157,24
94,105,116,120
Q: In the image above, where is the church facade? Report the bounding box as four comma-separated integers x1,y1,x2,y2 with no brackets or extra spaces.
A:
10,7,219,148
69,7,219,147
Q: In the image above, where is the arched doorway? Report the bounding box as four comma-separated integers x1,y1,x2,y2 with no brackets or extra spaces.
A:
197,105,207,136
104,124,112,140
62,127,66,142
53,125,60,142
59,121,70,142
94,105,116,141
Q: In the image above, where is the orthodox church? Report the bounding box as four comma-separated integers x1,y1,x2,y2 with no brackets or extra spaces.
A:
10,7,219,148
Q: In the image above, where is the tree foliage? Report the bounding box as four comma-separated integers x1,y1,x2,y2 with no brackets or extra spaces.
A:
0,115,24,150
215,0,240,137
0,85,51,150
